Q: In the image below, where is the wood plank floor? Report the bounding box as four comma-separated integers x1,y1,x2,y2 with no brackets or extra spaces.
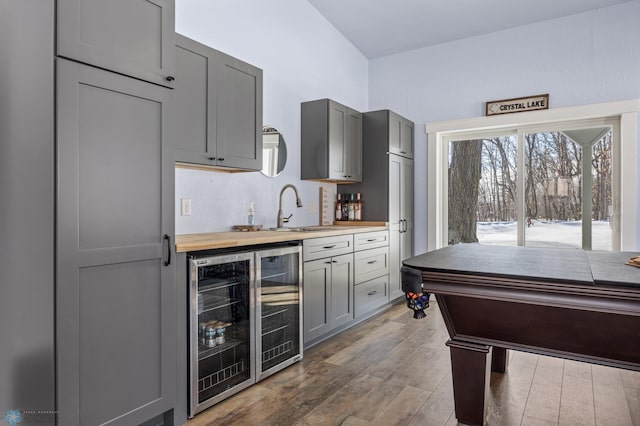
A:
187,299,640,426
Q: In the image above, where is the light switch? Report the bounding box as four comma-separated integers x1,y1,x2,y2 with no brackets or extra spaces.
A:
181,198,192,216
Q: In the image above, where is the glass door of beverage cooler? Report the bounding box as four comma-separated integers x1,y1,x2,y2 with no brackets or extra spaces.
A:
189,252,254,417
255,245,303,381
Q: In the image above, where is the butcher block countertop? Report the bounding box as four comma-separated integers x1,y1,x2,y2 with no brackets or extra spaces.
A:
175,222,388,252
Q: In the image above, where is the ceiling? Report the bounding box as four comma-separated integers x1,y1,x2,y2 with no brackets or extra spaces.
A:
307,0,634,59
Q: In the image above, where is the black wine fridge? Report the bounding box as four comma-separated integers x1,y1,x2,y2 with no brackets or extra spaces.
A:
188,244,302,417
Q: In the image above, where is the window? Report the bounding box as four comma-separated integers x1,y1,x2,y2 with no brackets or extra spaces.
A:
426,100,639,251
445,122,616,250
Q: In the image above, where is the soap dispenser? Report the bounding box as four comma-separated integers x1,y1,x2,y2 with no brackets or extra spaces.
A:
248,202,256,225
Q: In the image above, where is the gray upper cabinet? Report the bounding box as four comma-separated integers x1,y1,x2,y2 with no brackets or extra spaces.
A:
349,110,414,301
389,111,414,158
301,99,363,182
175,34,263,171
57,0,176,88
56,58,176,426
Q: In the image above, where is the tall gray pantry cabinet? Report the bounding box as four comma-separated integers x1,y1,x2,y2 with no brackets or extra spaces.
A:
56,59,176,425
350,110,414,301
2,1,177,425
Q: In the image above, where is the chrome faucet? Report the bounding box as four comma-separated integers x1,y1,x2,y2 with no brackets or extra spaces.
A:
277,184,303,228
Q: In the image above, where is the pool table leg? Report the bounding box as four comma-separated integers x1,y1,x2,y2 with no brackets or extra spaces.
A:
447,340,492,426
491,347,509,373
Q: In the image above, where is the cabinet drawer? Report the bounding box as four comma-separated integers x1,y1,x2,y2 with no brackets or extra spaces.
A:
354,246,389,284
354,275,388,318
303,234,353,262
354,230,389,251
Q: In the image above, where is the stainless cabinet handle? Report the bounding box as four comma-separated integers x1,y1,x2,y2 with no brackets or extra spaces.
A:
163,234,171,266
323,245,336,249
367,260,377,264
367,290,377,296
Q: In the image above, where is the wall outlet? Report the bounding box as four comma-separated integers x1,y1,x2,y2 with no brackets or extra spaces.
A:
181,198,192,216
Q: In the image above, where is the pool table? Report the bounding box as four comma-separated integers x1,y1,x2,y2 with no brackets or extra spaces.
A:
403,244,640,426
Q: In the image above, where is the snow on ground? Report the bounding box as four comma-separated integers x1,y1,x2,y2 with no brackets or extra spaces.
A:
476,220,612,250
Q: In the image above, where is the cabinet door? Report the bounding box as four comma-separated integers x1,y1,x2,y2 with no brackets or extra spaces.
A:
388,155,414,301
57,0,175,88
328,101,348,180
400,118,415,159
175,35,217,165
389,112,402,156
388,112,414,158
56,59,176,426
388,230,403,300
215,51,263,170
303,259,331,343
389,155,403,232
345,109,363,182
400,157,414,263
331,253,354,329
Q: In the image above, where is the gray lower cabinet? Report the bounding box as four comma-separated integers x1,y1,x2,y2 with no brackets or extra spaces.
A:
353,232,390,317
303,231,392,344
57,0,176,88
301,98,363,182
350,111,415,301
175,34,263,171
303,253,354,343
56,58,176,426
303,235,355,344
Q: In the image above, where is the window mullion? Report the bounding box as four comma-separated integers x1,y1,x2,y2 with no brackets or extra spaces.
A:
517,130,526,246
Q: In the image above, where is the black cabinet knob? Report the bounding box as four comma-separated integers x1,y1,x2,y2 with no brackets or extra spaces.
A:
207,157,216,161
166,76,175,82
218,158,224,161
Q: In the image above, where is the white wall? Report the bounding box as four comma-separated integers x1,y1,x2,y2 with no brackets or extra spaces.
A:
368,0,640,254
175,0,368,234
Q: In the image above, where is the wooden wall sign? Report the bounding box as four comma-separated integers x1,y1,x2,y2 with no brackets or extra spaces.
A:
486,94,549,116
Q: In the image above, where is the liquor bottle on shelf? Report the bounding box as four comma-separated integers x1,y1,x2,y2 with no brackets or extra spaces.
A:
347,193,355,221
354,193,363,221
341,193,349,221
335,193,343,221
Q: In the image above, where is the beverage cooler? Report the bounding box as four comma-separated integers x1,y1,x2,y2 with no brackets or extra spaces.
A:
255,246,303,381
188,244,302,417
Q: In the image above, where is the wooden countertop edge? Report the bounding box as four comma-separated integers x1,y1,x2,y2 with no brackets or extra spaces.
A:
175,225,388,252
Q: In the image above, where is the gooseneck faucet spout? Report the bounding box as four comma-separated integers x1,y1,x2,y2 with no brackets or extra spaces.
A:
277,184,303,228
